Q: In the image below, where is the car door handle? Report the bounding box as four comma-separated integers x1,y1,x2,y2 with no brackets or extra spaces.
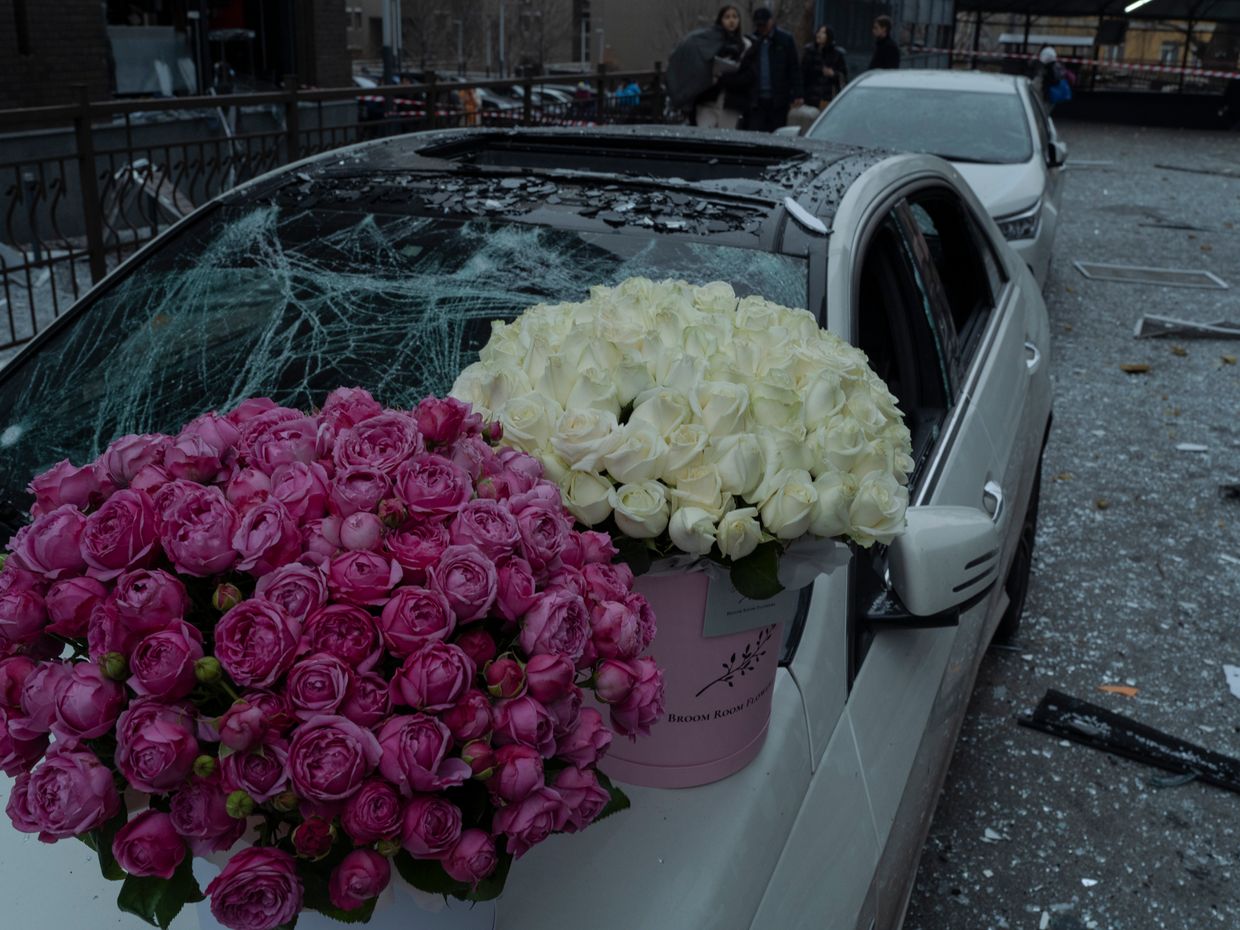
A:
1024,340,1041,371
983,480,1004,523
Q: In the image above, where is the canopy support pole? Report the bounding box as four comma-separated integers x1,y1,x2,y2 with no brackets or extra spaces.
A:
973,10,983,69
1179,19,1195,91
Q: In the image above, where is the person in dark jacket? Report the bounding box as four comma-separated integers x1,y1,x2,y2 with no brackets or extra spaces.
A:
747,6,803,132
693,5,756,129
802,25,848,108
869,15,900,70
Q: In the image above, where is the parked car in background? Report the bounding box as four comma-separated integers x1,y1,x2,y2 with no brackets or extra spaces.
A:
0,127,1050,930
803,69,1067,287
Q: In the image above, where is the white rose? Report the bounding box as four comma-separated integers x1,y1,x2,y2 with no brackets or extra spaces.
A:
550,409,621,471
716,507,763,561
661,423,710,481
498,392,562,454
758,468,818,540
652,350,707,396
629,388,691,437
747,376,802,432
802,372,847,431
450,362,495,418
601,422,669,484
609,481,670,539
615,356,656,406
668,506,718,556
682,323,728,359
849,439,897,482
670,463,731,520
478,321,526,369
561,471,614,526
808,471,858,538
843,388,889,434
735,296,784,335
532,354,581,407
536,450,571,485
689,381,750,439
566,366,621,418
750,428,812,502
692,281,739,315
709,433,765,498
849,471,908,547
450,361,532,418
821,417,868,474
652,303,699,348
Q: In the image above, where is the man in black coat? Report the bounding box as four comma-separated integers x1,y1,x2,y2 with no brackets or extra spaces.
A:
747,7,803,132
869,15,901,70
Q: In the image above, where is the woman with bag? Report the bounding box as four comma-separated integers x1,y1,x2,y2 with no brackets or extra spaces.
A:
802,25,847,109
1038,46,1072,110
692,6,756,129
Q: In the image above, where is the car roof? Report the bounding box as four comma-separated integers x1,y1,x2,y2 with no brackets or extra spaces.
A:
227,126,887,246
852,68,1024,94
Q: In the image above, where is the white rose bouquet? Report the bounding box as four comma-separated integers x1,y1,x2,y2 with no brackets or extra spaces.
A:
451,278,913,598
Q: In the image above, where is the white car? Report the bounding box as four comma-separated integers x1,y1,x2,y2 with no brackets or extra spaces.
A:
804,69,1067,288
0,127,1050,930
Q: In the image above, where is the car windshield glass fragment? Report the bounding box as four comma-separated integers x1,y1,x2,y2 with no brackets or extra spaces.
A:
810,87,1033,164
0,206,808,509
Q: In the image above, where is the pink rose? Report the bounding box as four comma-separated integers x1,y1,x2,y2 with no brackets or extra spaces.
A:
111,568,189,635
0,706,48,776
165,413,238,482
330,465,391,518
206,846,303,930
288,714,381,802
326,551,402,606
28,460,109,517
269,462,330,522
390,642,475,712
292,816,335,859
415,396,481,445
232,499,300,576
449,436,501,482
496,447,543,488
8,506,87,580
170,773,246,855
0,567,41,598
130,464,171,496
546,686,583,738
301,516,342,565
0,589,47,645
101,434,170,487
4,771,40,833
443,829,498,884
449,500,520,562
22,747,121,841
340,512,384,551
608,656,665,738
329,849,391,912
49,661,126,747
593,657,639,703
627,592,657,650
515,502,571,577
214,600,301,688
377,587,456,658
375,714,471,795
112,810,185,878
0,655,37,708
218,701,270,752
254,563,328,622
492,785,568,858
221,737,291,803
494,695,557,758
341,777,403,844
428,545,497,623
320,387,383,431
12,662,68,739
44,576,108,638
340,673,393,729
525,653,575,703
506,483,562,513
126,621,204,701
400,794,462,857
383,520,451,581
553,766,611,833
393,455,472,517
85,601,140,661
251,416,320,474
590,600,647,661
159,483,238,577
555,707,612,767
460,739,494,778
300,604,381,671
440,689,493,742
583,562,635,604
519,589,590,663
578,531,618,564
334,412,423,473
225,467,271,510
232,404,300,448
484,655,525,699
80,489,158,580
454,628,497,669
286,653,353,720
494,557,538,622
489,743,543,804
115,699,200,793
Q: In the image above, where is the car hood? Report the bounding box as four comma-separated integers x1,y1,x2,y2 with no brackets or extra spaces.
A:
951,158,1044,218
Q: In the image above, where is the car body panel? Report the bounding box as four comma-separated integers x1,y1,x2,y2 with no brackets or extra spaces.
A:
786,570,849,764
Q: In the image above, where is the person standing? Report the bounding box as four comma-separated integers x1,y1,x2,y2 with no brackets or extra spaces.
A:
802,24,848,109
694,6,756,129
747,6,803,132
869,15,900,70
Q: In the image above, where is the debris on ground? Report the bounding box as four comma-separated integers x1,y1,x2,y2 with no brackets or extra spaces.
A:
1224,665,1240,702
1119,363,1151,374
1175,443,1208,452
1097,684,1139,697
1134,315,1240,339
1220,483,1240,501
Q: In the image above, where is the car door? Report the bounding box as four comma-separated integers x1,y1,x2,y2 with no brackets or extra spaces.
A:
1026,85,1064,254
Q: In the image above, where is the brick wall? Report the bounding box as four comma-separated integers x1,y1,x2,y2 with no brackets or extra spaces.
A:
301,0,351,87
0,0,112,107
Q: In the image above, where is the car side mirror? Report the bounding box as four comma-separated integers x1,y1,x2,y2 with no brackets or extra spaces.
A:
1047,139,1067,167
888,505,1003,616
774,124,803,138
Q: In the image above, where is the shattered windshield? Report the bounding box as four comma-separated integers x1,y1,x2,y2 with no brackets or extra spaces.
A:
0,205,807,520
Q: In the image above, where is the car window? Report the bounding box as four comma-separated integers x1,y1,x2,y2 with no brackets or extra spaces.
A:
809,86,1033,164
0,204,807,527
1026,86,1050,153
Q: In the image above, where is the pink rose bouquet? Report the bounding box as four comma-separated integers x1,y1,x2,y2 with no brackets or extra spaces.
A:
0,389,663,929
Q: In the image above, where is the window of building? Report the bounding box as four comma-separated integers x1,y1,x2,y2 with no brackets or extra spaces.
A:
1160,41,1181,64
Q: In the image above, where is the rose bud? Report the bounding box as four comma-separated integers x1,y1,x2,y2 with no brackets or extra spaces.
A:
194,656,223,683
292,817,336,860
272,790,299,813
608,656,665,739
454,628,497,668
375,838,401,858
329,849,391,913
212,583,243,613
441,690,492,743
555,707,612,768
553,766,611,833
593,658,638,704
100,651,129,681
484,420,503,442
112,810,186,879
377,498,407,529
525,653,576,704
484,654,525,699
461,740,495,780
225,790,255,819
340,512,384,551
489,743,543,804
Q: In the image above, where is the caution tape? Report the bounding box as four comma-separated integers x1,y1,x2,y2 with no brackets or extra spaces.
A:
910,46,1239,80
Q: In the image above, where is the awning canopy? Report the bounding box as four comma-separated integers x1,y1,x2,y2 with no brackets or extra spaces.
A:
955,0,1240,24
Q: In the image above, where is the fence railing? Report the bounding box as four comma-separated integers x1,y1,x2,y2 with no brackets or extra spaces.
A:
0,68,671,356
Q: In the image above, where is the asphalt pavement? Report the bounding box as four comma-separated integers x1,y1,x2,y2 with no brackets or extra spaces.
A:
904,121,1240,930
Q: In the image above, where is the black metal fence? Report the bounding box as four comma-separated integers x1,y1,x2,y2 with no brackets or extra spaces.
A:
0,69,672,356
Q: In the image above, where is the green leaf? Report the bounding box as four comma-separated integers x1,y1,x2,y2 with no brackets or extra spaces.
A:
393,851,469,897
593,771,632,824
464,846,512,903
299,872,377,924
729,541,785,600
117,854,204,929
82,798,128,881
613,536,652,576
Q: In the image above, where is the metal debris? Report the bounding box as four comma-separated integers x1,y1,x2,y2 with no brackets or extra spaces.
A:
1224,665,1240,702
1074,262,1229,289
1134,314,1240,339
